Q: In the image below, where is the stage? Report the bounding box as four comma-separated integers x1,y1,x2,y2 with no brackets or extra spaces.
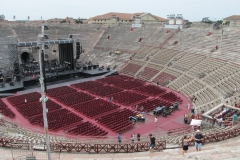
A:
0,68,115,96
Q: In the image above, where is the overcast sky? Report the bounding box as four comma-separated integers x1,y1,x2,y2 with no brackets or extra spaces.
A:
0,0,239,21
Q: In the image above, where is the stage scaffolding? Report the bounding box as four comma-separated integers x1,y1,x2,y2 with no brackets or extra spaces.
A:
0,37,18,77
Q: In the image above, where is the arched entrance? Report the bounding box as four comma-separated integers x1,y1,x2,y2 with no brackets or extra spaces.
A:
21,52,30,62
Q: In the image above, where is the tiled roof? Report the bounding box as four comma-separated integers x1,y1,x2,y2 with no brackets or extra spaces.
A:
93,12,139,20
92,12,166,21
224,15,240,20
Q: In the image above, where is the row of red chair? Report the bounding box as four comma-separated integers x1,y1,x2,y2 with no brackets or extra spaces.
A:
133,85,166,96
120,63,143,75
55,92,94,106
111,80,144,89
96,76,122,84
138,67,159,80
111,91,148,105
95,109,134,133
7,92,41,106
28,109,83,130
132,98,172,112
66,121,108,136
87,85,123,97
71,81,103,90
16,100,62,118
46,86,77,97
153,72,176,85
160,92,182,103
73,99,120,118
0,100,15,118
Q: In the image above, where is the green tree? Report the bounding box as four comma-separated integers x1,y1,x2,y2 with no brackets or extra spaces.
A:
75,18,83,24
60,19,66,23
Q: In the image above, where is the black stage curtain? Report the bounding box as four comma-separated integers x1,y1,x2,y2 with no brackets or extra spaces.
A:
58,43,74,69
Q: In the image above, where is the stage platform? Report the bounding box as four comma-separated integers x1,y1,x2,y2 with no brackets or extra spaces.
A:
0,68,115,95
0,81,24,95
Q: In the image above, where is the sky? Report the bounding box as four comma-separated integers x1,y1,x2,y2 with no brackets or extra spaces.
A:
0,0,239,21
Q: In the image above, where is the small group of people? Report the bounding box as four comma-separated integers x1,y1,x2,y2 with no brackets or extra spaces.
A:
182,130,204,155
117,133,141,143
189,95,196,103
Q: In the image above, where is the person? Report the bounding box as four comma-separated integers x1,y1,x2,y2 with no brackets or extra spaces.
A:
183,135,193,155
212,115,216,128
24,99,27,103
131,133,135,143
187,103,190,110
232,113,238,126
118,133,122,143
137,133,141,141
149,134,156,153
195,130,204,151
217,116,223,127
154,116,158,126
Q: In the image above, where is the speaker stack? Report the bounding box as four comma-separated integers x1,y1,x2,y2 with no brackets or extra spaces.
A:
76,42,81,59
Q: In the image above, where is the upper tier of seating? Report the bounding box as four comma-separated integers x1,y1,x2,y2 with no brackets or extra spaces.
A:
46,86,77,97
71,81,103,90
95,108,134,133
110,91,148,105
133,85,166,96
28,108,83,130
55,92,94,106
0,99,15,118
7,92,41,106
16,100,62,118
72,99,120,118
66,121,108,136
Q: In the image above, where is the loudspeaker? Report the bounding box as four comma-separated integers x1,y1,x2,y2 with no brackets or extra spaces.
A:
76,42,80,59
88,66,92,70
83,67,87,70
93,65,96,69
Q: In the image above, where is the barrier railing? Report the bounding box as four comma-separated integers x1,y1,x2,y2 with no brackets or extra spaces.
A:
0,137,166,154
181,125,240,147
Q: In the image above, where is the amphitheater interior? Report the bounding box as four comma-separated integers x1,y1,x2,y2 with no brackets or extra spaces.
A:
0,22,240,159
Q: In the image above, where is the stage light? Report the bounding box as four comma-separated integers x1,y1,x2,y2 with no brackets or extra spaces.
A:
43,24,50,30
44,34,49,39
44,45,49,49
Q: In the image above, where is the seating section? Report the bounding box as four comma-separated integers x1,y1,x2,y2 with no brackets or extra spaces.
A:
7,92,41,106
0,99,15,118
138,67,159,80
29,109,83,130
120,63,143,76
46,86,77,97
133,98,172,112
153,72,176,85
160,92,182,103
133,85,166,96
95,109,134,133
111,91,148,105
87,85,123,96
71,81,103,90
55,92,94,106
16,100,62,118
97,76,144,89
66,121,108,136
72,99,120,117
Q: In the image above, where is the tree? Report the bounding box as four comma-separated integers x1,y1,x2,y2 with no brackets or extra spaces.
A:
0,14,5,20
60,19,66,23
75,18,83,24
216,20,223,24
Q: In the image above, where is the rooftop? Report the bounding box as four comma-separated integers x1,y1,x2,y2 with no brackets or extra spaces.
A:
224,15,240,20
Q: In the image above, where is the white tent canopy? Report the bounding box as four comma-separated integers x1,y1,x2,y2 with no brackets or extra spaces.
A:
190,119,202,126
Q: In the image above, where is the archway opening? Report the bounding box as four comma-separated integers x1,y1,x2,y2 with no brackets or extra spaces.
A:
21,52,30,62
